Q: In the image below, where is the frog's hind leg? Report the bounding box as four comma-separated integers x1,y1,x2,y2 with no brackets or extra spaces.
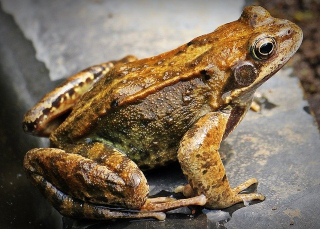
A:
29,173,166,220
24,142,205,220
22,55,137,137
24,144,152,220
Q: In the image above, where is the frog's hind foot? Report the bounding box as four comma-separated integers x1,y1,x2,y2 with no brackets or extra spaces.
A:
232,177,259,193
29,173,166,220
231,178,265,205
140,195,206,212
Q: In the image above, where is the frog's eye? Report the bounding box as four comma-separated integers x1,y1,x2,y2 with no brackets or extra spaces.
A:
251,37,277,60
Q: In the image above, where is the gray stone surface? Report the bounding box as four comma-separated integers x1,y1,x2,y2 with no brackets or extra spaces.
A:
1,0,243,80
0,0,319,228
224,69,320,229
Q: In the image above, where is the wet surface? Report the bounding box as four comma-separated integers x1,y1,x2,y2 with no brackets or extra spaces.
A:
0,1,319,229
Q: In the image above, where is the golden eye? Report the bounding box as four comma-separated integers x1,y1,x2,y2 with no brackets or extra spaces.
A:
251,37,277,60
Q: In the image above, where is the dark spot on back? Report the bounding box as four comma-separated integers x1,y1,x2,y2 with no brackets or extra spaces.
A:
111,100,119,108
200,70,207,75
200,69,211,81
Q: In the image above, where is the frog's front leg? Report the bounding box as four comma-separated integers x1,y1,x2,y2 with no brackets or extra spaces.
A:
24,143,206,220
177,110,265,208
23,55,137,137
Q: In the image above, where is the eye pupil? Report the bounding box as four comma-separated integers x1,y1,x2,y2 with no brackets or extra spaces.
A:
259,42,273,54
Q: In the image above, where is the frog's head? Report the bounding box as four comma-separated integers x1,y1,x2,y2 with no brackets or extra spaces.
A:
220,6,303,105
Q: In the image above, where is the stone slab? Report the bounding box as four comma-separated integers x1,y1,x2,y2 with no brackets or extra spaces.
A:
0,1,319,228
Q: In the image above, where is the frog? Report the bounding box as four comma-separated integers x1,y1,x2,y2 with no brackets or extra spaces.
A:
22,6,302,221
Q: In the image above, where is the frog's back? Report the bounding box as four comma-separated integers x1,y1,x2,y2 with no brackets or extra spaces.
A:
50,34,228,151
51,58,214,169
97,75,213,169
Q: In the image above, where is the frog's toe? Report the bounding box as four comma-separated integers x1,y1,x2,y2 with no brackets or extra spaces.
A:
236,193,265,203
141,195,206,212
232,177,259,194
230,178,265,206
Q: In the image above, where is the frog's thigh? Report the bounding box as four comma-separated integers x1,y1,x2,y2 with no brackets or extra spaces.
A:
23,144,165,220
23,55,138,137
177,111,264,209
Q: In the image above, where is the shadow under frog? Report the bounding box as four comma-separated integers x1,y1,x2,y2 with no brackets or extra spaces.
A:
22,6,302,221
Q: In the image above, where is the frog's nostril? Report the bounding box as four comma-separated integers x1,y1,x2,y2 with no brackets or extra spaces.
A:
287,29,292,35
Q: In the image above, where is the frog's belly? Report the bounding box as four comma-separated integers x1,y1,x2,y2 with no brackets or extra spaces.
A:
97,80,210,170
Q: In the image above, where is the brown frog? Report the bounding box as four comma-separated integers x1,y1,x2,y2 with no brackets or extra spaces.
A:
22,6,302,220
